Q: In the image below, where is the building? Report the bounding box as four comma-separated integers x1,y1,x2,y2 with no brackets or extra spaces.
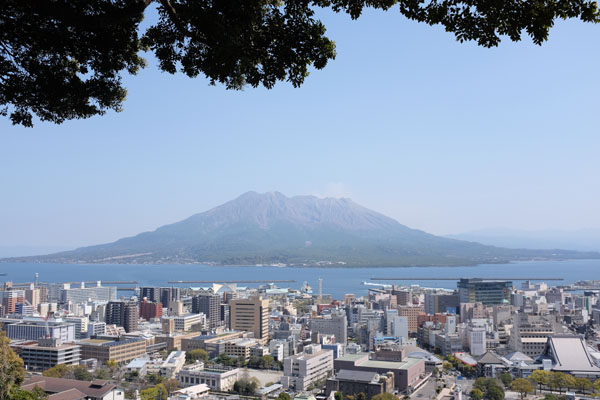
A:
424,293,459,315
509,313,558,358
230,297,269,342
398,305,424,333
22,376,124,400
457,279,512,306
19,338,81,371
88,321,106,337
466,325,486,356
65,316,89,339
161,351,187,378
140,287,180,308
539,334,600,378
192,293,221,329
106,301,139,333
281,344,334,391
310,311,348,344
25,286,41,309
162,313,206,333
6,319,75,342
326,370,395,400
125,357,149,378
1,289,25,314
79,338,146,364
60,282,117,304
177,364,240,391
140,299,163,320
333,352,425,393
171,384,210,399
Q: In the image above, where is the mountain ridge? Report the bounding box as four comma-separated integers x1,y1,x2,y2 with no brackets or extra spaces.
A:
4,191,599,267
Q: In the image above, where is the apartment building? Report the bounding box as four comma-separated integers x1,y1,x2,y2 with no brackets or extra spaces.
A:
282,344,334,391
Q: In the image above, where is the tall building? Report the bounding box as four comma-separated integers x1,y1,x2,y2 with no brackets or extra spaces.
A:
397,305,424,333
1,289,25,314
230,297,269,341
25,285,42,309
139,299,163,320
457,279,512,306
424,293,460,315
161,287,181,309
192,293,221,329
310,311,348,344
106,301,139,333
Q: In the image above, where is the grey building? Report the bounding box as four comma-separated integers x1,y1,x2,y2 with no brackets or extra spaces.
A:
458,279,512,306
19,338,81,371
192,294,221,329
6,320,75,342
310,311,348,344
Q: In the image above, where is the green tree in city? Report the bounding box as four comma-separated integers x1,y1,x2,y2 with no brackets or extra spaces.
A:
487,384,505,400
549,372,575,393
10,388,48,400
574,377,591,394
186,349,209,364
371,394,400,400
334,392,344,400
470,389,483,400
511,378,534,400
473,378,488,392
530,370,551,394
500,373,513,388
357,393,366,400
140,383,168,400
593,378,600,393
164,379,179,394
72,366,93,381
278,392,291,400
42,364,71,378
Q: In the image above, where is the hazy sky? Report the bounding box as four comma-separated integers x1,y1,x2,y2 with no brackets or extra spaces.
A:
1,7,599,249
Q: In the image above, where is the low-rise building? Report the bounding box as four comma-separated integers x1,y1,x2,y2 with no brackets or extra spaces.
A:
333,351,425,393
19,338,81,371
161,350,187,378
78,338,146,364
326,370,395,400
21,376,124,400
281,344,334,391
177,364,240,391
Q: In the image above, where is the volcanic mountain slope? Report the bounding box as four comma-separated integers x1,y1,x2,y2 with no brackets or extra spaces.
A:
9,191,599,266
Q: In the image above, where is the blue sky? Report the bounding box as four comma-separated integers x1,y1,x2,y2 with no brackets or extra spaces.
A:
1,7,599,249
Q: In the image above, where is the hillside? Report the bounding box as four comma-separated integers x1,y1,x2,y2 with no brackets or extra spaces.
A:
5,191,599,266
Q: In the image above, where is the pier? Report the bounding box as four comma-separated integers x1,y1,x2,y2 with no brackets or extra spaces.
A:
167,279,297,284
370,277,564,281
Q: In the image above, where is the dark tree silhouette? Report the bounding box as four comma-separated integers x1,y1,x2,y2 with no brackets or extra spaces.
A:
1,0,599,126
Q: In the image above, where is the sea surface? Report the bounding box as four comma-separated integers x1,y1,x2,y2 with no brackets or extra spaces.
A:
0,259,599,299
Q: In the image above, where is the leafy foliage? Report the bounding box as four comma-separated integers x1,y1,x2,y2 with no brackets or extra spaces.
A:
0,332,24,399
470,388,483,400
2,0,599,127
186,349,209,364
233,377,260,395
278,393,291,400
500,373,513,388
140,383,168,400
10,388,48,400
511,378,533,400
371,393,400,400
